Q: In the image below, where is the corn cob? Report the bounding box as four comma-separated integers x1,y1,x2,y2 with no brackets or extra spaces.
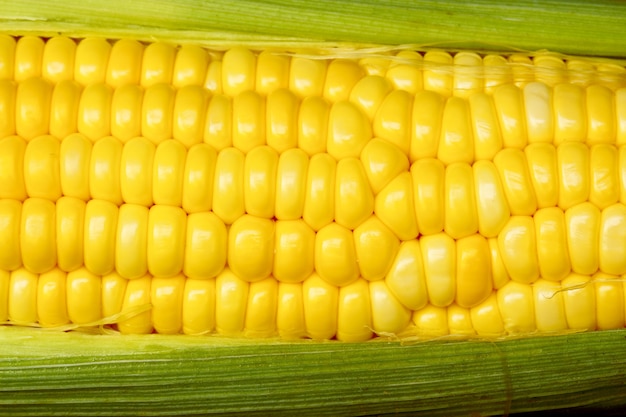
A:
0,35,626,342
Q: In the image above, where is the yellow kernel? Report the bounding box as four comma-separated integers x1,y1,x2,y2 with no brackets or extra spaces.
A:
228,214,274,283
142,83,175,145
0,35,16,79
203,94,232,150
84,199,117,276
349,75,392,121
315,222,358,287
594,273,624,330
273,219,315,283
298,96,329,156
78,83,113,141
554,83,587,144
204,60,222,94
524,143,559,208
374,89,413,155
21,198,57,274
586,85,615,144
456,234,492,308
151,274,185,334
448,304,475,336
0,199,22,271
141,42,176,87
323,59,365,103
37,268,69,327
411,158,445,235
215,267,249,335
275,148,309,220
303,153,336,231
412,304,449,337
302,272,338,340
8,268,38,324
118,274,152,334
266,88,299,152
599,203,626,275
354,215,399,281
508,54,533,88
255,50,290,96
468,93,503,161
222,47,256,96
375,172,419,241
385,240,428,311
115,204,149,279
410,91,445,162
369,280,411,335
385,50,423,94
470,292,504,336
494,148,537,216
147,205,186,278
335,158,374,229
421,232,456,307
182,278,216,335
0,135,26,200
483,54,512,94
533,279,567,332
497,280,536,334
184,212,227,280
50,80,82,139
120,137,155,206
16,77,52,140
289,57,327,98
489,237,510,290
14,36,44,81
360,137,410,195
89,136,123,205
42,36,76,83
616,89,626,146
182,143,217,213
74,38,111,86
557,142,590,210
245,277,278,338
173,45,209,88
523,82,554,144
561,273,596,330
444,162,478,239
438,97,474,165
66,267,101,325
423,50,453,97
327,100,371,160
106,39,144,88
232,90,265,152
102,272,127,319
473,160,510,238
534,207,571,281
567,60,595,88
276,282,306,338
59,133,92,201
56,196,86,272
244,145,278,219
337,278,373,341
0,80,16,138
173,85,209,148
565,202,600,275
533,55,567,86
212,147,245,224
453,51,483,98
498,216,539,284
589,144,619,209
493,84,527,149
152,139,187,207
111,84,144,142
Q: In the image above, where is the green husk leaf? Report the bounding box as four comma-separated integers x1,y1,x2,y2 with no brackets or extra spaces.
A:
0,0,625,58
1,326,625,416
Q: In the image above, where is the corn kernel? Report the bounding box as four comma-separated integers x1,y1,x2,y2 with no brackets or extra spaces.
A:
56,196,86,272
184,212,227,280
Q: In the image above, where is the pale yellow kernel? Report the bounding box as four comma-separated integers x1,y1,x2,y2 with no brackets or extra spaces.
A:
244,277,278,338
182,143,217,213
337,278,373,341
315,222,359,287
182,278,216,335
557,142,590,210
494,148,537,216
15,77,52,140
117,274,152,334
385,50,423,94
586,85,616,145
374,172,419,241
534,207,571,281
106,39,144,88
298,96,329,156
303,153,336,231
8,268,38,324
334,158,374,229
498,216,539,284
359,55,390,76
56,197,86,272
421,232,456,307
66,267,102,325
561,273,596,331
456,234,492,309
508,54,533,88
411,158,445,235
524,143,559,208
74,38,111,86
470,292,504,336
489,238,510,290
437,97,474,165
448,304,475,336
120,137,154,206
21,198,56,274
533,279,567,332
596,63,626,91
173,44,209,88
228,215,274,283
102,272,127,322
275,148,309,220
204,60,222,94
589,144,619,209
349,75,392,121
323,59,365,103
599,203,626,276
493,84,527,149
483,54,512,94
212,147,245,225
473,160,510,238
0,199,22,271
256,50,290,96
83,199,117,276
184,212,227,280
412,304,449,337
444,162,478,239
554,83,587,144
289,57,327,98
222,47,256,96
523,82,554,143
565,202,600,275
354,215,399,281
42,36,76,83
173,85,209,148
497,280,535,334
232,90,265,153
203,94,232,151
151,274,185,334
594,273,624,330
24,135,62,201
373,89,412,155
360,138,409,195
453,51,483,98
89,136,123,205
0,80,16,139
115,204,149,279
567,60,595,87
141,42,176,87
410,90,445,162
302,272,338,340
50,80,82,140
616,89,626,146
468,93,503,161
327,100,371,160
147,205,186,278
533,55,567,87
273,219,315,283
266,88,299,152
111,84,144,143
142,83,175,145
276,282,306,338
423,50,453,97
14,36,43,81
244,145,278,219
215,268,249,335
385,240,428,311
369,280,411,335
